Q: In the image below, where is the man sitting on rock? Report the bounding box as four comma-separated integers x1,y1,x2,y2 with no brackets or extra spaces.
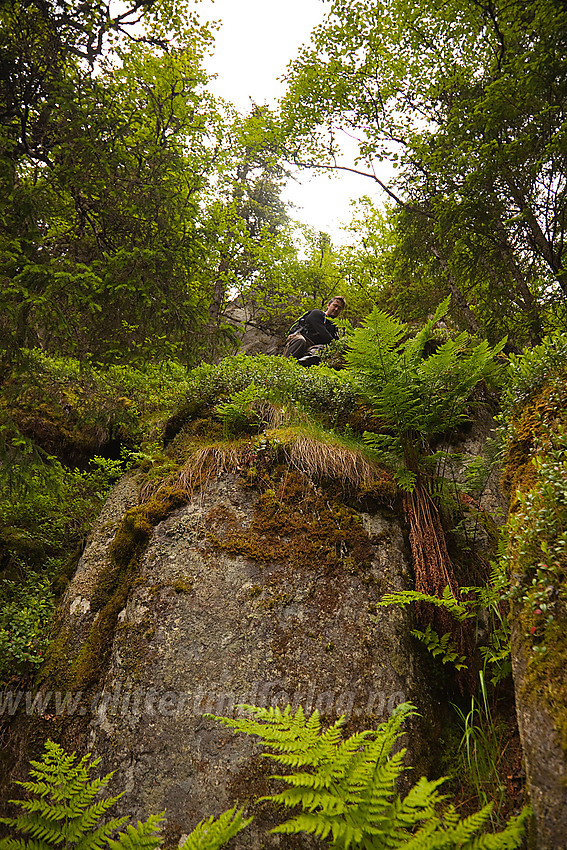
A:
283,296,346,366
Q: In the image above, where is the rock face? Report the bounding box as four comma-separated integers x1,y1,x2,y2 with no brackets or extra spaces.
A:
223,298,294,357
56,469,434,847
511,628,567,850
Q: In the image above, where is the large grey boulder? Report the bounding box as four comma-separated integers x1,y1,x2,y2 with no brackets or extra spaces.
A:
56,470,434,847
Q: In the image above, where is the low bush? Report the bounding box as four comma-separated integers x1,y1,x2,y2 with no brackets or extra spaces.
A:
173,354,356,430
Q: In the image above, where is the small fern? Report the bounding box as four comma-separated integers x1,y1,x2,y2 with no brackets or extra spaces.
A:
411,624,468,670
0,741,138,850
375,586,473,622
0,741,252,850
210,703,530,848
214,383,264,436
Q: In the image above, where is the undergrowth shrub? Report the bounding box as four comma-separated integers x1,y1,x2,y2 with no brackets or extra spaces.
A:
500,333,567,420
175,354,356,428
502,424,567,658
5,350,192,451
0,351,191,685
0,572,54,681
0,456,129,685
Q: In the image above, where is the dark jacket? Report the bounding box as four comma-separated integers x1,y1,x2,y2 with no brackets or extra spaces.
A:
301,310,340,346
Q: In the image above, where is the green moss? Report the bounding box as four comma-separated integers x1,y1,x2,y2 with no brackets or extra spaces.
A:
207,469,374,576
167,417,224,461
527,620,567,752
43,485,189,693
72,486,187,689
501,380,567,500
39,621,73,688
173,577,193,594
502,376,567,754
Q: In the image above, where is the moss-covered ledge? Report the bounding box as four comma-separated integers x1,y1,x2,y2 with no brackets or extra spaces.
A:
502,374,567,848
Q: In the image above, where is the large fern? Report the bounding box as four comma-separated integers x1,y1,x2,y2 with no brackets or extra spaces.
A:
0,741,137,850
346,301,506,642
346,297,505,487
211,703,529,849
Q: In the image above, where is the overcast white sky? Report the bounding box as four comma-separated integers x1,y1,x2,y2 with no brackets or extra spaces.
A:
200,0,384,243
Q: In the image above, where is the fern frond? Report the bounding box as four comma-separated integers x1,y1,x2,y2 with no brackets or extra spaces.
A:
178,808,252,850
2,813,69,844
376,588,472,621
402,296,451,367
411,625,468,670
212,702,528,849
72,818,130,850
0,838,49,850
106,814,164,850
68,800,125,838
0,742,159,850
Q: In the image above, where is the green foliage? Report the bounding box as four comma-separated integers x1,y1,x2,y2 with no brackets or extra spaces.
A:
280,0,567,344
0,740,163,850
214,383,265,436
502,425,567,656
0,742,251,850
2,350,192,465
1,29,219,367
177,353,356,427
410,625,468,671
332,199,399,324
178,809,252,850
0,459,105,685
376,577,513,683
0,351,192,684
211,703,529,848
345,298,505,488
452,673,507,818
0,573,54,679
376,587,472,623
319,336,351,370
500,333,567,420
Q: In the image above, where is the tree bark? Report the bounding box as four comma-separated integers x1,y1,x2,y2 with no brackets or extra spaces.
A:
502,168,567,295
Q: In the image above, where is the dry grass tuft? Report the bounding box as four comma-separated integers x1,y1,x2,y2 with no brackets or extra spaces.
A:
175,444,243,492
257,401,292,430
275,430,385,492
140,443,243,502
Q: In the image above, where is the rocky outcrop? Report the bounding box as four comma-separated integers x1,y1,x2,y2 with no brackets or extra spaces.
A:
223,298,294,357
511,628,567,850
502,375,567,848
52,468,435,847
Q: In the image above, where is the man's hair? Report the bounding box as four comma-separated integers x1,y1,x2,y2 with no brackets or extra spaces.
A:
329,295,346,307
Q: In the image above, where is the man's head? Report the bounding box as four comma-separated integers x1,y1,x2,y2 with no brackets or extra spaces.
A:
325,296,346,318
